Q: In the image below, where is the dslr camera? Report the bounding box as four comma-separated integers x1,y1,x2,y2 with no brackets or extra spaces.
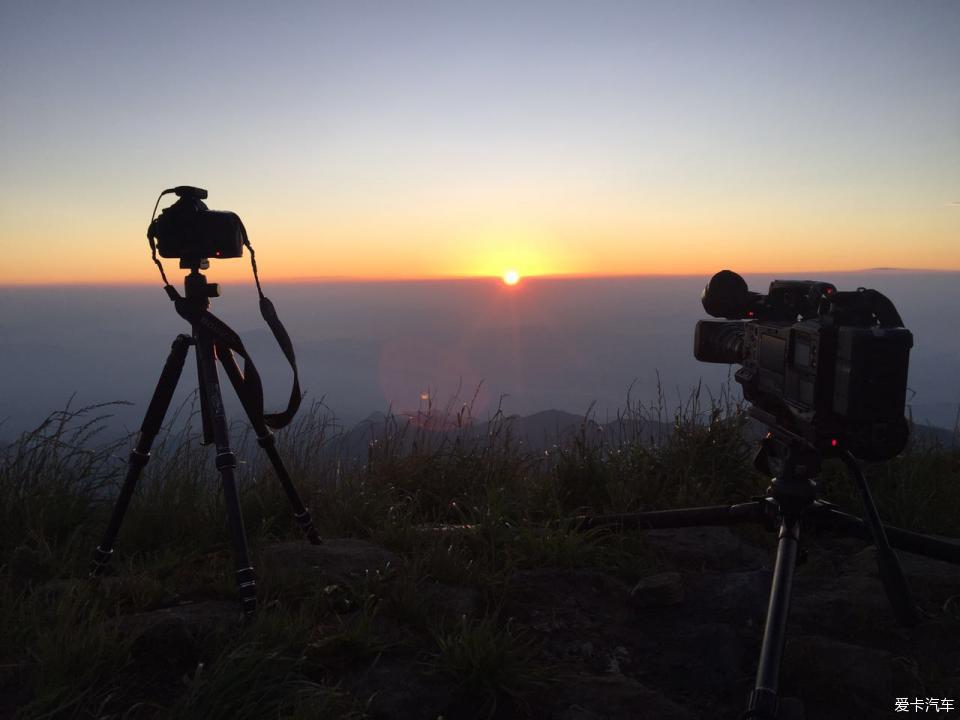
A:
694,270,912,461
148,186,245,262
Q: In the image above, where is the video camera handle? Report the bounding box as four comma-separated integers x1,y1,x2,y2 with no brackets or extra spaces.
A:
831,287,904,328
702,271,905,328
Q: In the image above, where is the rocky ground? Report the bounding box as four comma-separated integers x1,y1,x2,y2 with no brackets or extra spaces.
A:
61,524,960,720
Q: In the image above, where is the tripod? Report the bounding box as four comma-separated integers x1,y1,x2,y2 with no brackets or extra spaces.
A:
572,425,960,720
91,264,321,615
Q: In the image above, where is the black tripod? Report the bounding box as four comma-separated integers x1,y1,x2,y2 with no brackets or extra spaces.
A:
91,264,321,615
572,425,960,720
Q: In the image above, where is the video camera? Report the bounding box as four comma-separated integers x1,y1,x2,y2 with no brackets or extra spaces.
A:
694,270,912,461
148,186,246,263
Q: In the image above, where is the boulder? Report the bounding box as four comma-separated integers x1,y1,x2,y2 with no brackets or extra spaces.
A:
258,539,400,590
643,526,771,573
418,581,482,621
630,571,684,609
781,634,923,719
553,673,697,720
117,600,242,672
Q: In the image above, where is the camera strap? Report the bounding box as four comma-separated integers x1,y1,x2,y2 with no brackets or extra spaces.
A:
165,285,301,429
241,227,303,428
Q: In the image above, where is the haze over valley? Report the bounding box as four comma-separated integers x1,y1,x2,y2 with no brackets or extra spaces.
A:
2,270,957,443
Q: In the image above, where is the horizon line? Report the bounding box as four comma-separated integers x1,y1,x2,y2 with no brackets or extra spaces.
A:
2,266,959,288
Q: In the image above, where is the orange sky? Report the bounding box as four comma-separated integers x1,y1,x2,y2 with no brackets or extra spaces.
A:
3,190,956,285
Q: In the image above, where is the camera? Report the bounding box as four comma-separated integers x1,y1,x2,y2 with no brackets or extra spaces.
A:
694,270,912,461
148,186,245,261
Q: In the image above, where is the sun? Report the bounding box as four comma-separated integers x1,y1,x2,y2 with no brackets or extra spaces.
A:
502,269,520,286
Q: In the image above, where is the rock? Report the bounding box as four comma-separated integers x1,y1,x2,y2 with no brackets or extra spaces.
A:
338,651,453,720
561,706,603,720
712,568,773,621
782,635,918,719
505,568,634,637
116,600,242,673
643,526,770,573
504,565,760,709
906,617,960,662
258,539,399,590
777,697,807,720
635,622,749,696
630,571,684,609
554,673,697,720
790,571,908,641
815,535,871,556
670,568,772,626
844,546,960,597
508,568,632,605
418,581,482,621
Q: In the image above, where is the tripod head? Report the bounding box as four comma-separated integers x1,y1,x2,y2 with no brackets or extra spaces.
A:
183,267,221,301
752,424,822,520
161,265,221,311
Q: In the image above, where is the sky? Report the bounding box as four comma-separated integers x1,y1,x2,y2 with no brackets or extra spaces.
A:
1,1,958,284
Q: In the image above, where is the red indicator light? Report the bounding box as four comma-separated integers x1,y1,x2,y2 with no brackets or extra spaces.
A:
825,287,834,295
830,439,839,447
747,311,754,317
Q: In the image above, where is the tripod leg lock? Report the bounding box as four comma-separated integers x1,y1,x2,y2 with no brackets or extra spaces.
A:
235,566,257,615
215,451,238,470
129,449,150,468
294,509,322,544
90,546,115,576
743,687,778,720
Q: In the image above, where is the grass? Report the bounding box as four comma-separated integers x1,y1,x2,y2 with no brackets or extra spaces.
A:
427,614,547,718
0,388,957,718
171,640,363,720
9,588,131,720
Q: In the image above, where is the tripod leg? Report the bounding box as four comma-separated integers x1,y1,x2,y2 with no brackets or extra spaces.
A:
195,330,257,616
840,452,918,626
195,336,214,446
811,505,960,564
745,517,801,720
216,344,321,545
92,334,192,576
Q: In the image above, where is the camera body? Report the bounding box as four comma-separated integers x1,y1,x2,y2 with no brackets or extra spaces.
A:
148,186,245,262
695,271,912,461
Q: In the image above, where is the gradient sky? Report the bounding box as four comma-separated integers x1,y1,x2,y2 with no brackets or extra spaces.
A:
1,1,957,284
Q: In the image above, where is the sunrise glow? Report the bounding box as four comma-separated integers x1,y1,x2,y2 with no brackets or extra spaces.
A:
1,4,958,285
503,269,520,286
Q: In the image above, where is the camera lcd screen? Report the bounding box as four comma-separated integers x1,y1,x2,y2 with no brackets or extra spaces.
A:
793,338,812,368
758,334,786,372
